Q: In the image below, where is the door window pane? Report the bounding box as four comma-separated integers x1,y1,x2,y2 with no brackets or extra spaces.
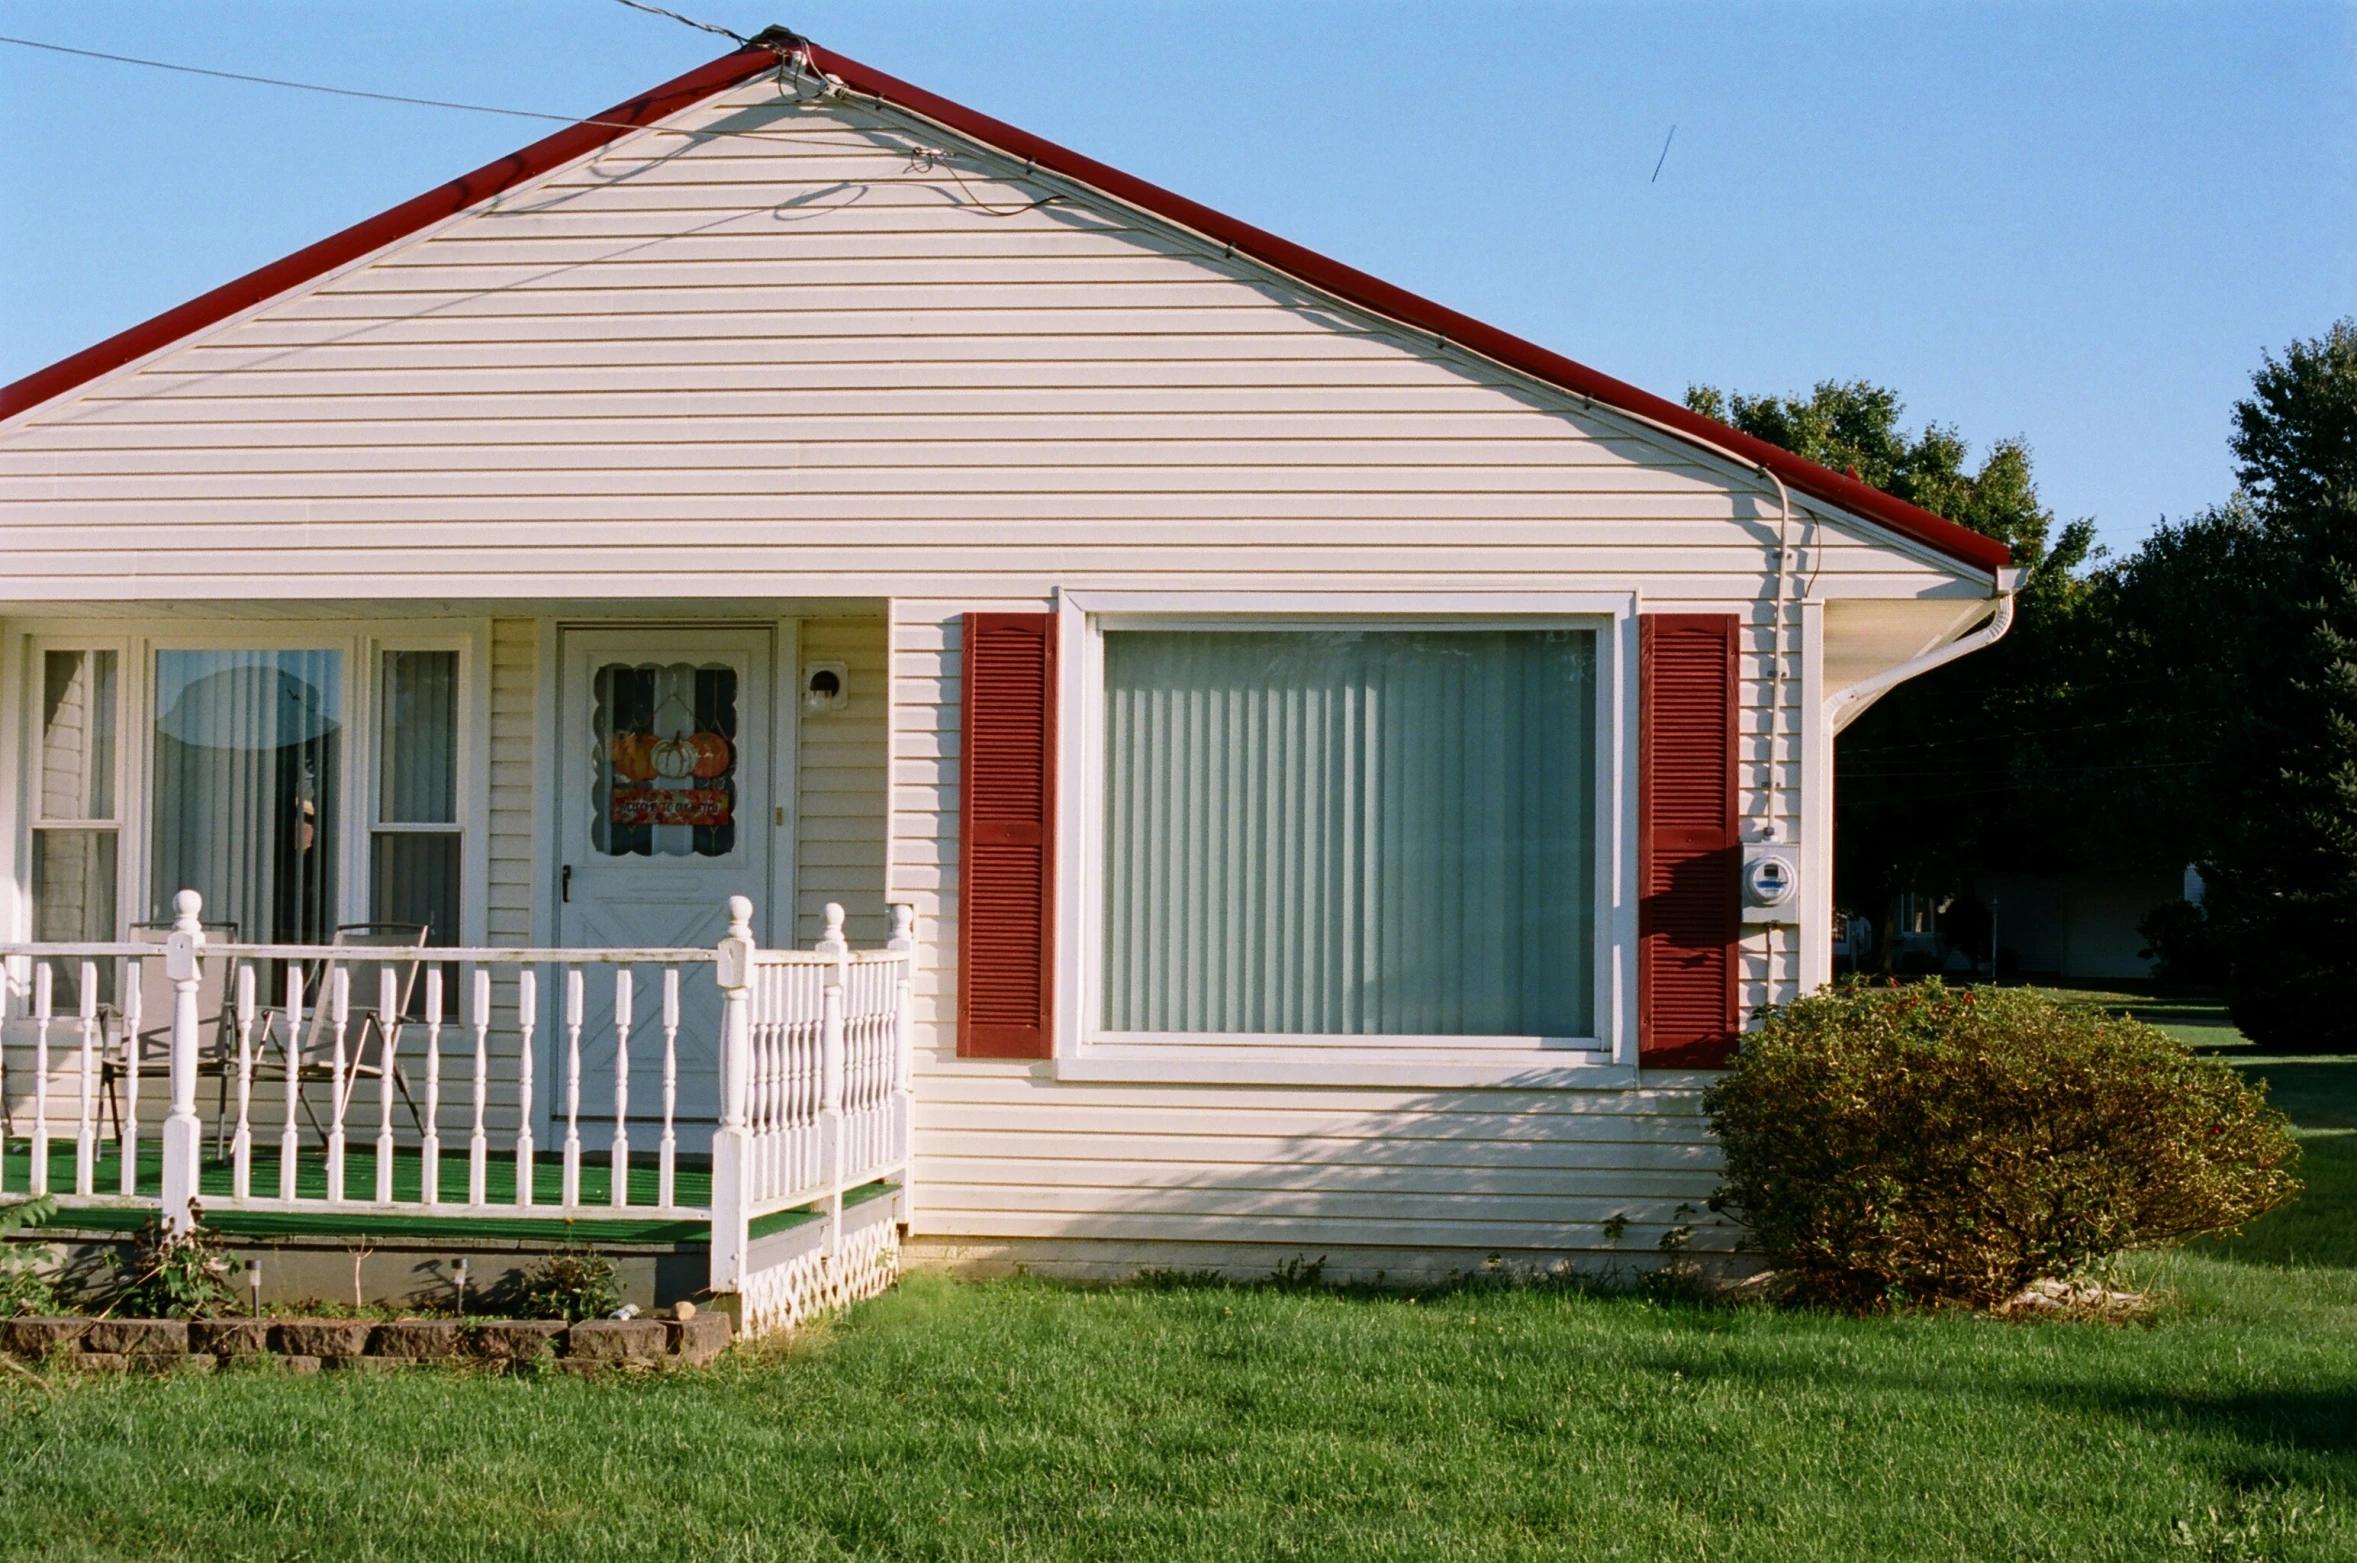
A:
591,662,739,858
380,651,457,824
41,650,117,821
1101,629,1596,1037
150,650,342,943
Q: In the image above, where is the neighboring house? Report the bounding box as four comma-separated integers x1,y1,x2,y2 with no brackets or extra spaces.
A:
0,32,2014,1299
1970,871,2189,982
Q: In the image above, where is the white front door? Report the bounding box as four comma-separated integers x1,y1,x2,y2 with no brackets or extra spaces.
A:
557,627,774,1138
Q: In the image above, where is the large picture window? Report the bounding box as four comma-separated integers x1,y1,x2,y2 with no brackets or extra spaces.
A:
149,650,344,944
1100,627,1597,1039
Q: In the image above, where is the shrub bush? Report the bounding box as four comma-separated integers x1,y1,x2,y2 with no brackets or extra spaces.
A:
0,1196,60,1317
509,1247,622,1322
1704,980,2301,1310
103,1215,239,1318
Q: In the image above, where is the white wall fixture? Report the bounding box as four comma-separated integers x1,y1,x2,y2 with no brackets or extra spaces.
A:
802,662,849,712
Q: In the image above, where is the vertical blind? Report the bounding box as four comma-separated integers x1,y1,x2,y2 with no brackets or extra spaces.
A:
1101,629,1596,1037
150,650,343,943
379,650,456,824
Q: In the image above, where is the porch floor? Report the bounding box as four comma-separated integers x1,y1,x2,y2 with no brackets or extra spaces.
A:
3,1140,714,1242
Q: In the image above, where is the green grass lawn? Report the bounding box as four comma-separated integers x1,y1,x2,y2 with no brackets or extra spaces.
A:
0,1062,2348,1561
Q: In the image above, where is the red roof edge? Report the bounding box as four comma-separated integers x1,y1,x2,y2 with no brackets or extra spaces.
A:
0,46,781,424
4,37,2008,577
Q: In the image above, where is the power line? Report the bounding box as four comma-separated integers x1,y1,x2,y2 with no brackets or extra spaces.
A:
0,28,1061,209
610,0,752,47
0,32,705,130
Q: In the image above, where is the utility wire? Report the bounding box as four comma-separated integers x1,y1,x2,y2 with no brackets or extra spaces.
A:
0,31,1070,224
0,33,723,130
610,0,752,46
0,31,1053,175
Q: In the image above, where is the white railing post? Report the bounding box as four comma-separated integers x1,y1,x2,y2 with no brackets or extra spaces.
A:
119,960,142,1196
375,965,398,1204
610,967,633,1209
325,964,350,1204
278,978,303,1202
30,962,51,1197
161,890,208,1235
887,903,918,1225
468,967,490,1206
709,896,757,1298
421,967,443,1206
658,967,679,1210
816,903,849,1260
75,961,99,1196
561,966,584,1208
231,964,255,1200
515,968,537,1208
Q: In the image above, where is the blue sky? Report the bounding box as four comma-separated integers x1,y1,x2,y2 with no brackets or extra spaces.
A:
4,1,2351,557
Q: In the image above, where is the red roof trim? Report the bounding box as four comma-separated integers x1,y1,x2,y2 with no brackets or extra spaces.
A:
3,38,2008,575
0,47,781,424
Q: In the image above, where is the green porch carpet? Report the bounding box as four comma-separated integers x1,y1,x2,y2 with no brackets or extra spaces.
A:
2,1140,898,1246
1,1138,714,1242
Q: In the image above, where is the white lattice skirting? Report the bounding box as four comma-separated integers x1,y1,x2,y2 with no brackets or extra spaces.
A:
737,1192,904,1337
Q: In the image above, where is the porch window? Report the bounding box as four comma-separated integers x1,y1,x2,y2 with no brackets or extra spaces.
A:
31,650,120,950
1100,628,1596,1038
149,650,342,944
372,650,461,944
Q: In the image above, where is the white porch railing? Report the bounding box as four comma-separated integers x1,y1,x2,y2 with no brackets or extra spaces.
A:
0,890,915,1325
706,896,917,1299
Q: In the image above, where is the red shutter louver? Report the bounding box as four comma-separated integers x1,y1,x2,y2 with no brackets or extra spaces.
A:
1639,613,1739,1068
957,612,1058,1059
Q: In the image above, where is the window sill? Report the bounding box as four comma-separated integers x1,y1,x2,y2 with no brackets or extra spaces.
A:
1053,1043,1633,1089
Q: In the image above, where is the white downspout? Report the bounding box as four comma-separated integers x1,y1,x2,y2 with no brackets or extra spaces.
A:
1823,566,2025,733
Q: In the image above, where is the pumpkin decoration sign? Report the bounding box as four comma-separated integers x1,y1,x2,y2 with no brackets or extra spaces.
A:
594,665,741,846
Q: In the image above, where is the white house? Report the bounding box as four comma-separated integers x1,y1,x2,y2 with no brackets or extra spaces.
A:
0,32,2014,1317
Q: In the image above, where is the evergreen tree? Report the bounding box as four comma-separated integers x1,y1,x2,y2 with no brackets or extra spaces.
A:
2197,321,2357,1047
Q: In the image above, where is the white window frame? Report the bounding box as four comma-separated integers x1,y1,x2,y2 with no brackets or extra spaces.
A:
1054,590,1640,1088
364,633,489,945
20,634,131,944
8,619,490,948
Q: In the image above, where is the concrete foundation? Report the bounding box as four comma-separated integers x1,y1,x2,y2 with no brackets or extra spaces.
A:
17,1226,713,1313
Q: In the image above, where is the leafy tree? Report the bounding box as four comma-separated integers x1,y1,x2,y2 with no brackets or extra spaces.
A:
1685,381,2097,961
1696,324,2357,1033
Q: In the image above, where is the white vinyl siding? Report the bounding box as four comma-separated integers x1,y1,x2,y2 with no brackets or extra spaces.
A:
795,615,888,948
485,619,536,948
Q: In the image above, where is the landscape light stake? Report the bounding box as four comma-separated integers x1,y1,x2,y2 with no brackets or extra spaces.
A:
245,1258,261,1318
453,1257,468,1317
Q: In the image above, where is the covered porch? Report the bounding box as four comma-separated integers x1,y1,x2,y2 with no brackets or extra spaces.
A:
1,598,906,1332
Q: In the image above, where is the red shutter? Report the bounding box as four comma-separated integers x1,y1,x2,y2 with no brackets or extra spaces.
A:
1639,613,1739,1067
957,613,1058,1058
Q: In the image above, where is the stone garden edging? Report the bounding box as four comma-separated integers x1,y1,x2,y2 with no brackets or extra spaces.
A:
0,1309,730,1374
